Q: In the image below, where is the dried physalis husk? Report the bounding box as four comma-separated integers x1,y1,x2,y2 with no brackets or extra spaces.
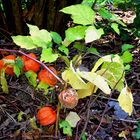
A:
58,88,78,109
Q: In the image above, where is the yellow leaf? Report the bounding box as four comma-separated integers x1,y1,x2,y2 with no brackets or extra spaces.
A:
77,82,97,99
77,70,111,94
118,86,133,116
119,130,129,138
62,68,88,89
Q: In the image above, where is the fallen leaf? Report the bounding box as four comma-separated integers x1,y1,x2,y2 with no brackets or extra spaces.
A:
118,86,133,116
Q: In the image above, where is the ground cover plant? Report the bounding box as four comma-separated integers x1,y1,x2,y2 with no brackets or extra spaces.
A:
0,0,140,139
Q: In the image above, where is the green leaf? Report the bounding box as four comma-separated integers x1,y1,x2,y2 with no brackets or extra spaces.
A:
31,30,52,48
65,26,87,42
118,86,133,116
82,0,95,7
77,70,111,94
98,8,126,27
59,120,72,136
134,121,140,139
98,8,112,19
62,62,88,89
121,51,133,63
124,64,131,71
60,4,95,25
40,48,58,63
30,117,38,129
87,47,99,55
66,112,80,128
85,26,104,43
58,45,69,55
18,111,25,122
50,31,62,44
100,55,125,92
111,23,120,35
13,57,23,77
16,57,24,69
111,14,126,27
12,36,36,50
121,44,134,52
27,24,40,36
73,42,86,51
14,65,21,77
0,69,8,93
25,70,37,87
27,24,52,48
37,81,49,94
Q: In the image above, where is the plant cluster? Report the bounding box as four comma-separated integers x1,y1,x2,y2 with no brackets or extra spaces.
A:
0,0,138,138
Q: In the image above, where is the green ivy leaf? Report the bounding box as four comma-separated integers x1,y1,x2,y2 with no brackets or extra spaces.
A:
25,70,37,87
85,26,104,43
12,36,36,50
121,51,133,63
58,45,69,55
59,120,72,136
111,23,120,35
0,69,8,93
50,31,62,44
60,4,95,25
121,44,134,52
65,26,87,42
40,48,58,63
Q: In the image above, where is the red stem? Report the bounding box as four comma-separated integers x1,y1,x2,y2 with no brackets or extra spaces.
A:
0,48,64,84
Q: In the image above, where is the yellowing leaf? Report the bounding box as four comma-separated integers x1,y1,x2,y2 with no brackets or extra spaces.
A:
118,86,133,116
91,55,125,92
77,70,111,94
91,55,122,73
66,112,80,128
62,68,88,89
77,82,97,99
0,69,8,93
12,36,36,50
62,61,88,89
119,130,129,138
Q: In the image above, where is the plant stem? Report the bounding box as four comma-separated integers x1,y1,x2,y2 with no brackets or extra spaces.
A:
0,48,65,84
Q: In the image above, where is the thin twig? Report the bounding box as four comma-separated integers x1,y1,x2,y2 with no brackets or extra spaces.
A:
55,102,61,138
93,71,125,136
0,48,65,84
78,92,101,140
